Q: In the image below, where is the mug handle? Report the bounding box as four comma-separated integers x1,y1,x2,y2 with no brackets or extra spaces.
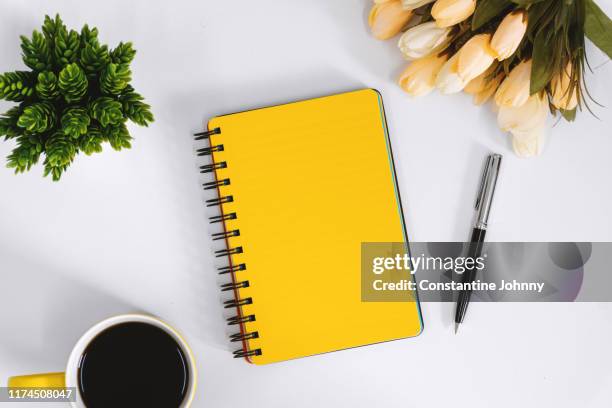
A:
8,373,66,388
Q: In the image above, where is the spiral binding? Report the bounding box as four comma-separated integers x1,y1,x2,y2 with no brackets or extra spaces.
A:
197,145,224,156
227,314,256,325
233,349,262,358
195,126,262,360
215,246,243,257
212,229,240,240
230,331,259,342
200,162,227,174
209,212,236,224
217,263,246,274
206,195,234,207
194,127,220,140
220,280,249,291
203,178,230,190
224,297,253,308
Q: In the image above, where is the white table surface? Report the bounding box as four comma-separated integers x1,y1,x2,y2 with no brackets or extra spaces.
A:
1,1,612,407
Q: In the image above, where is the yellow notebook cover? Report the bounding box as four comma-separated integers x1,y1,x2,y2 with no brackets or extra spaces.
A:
207,89,422,364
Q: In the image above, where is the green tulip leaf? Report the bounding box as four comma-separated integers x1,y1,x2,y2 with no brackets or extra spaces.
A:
511,0,547,5
560,108,577,122
530,29,556,94
472,0,512,30
585,0,612,59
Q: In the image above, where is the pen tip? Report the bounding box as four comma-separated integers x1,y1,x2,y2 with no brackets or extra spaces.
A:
454,322,459,334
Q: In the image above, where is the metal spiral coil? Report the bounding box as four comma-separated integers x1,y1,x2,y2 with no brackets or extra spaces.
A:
215,246,243,257
206,195,234,207
209,212,237,224
196,126,261,359
197,144,224,156
227,314,256,325
194,127,221,140
230,331,259,342
212,229,240,241
203,178,230,190
200,161,227,174
220,280,249,291
223,297,253,309
233,348,262,358
217,263,246,275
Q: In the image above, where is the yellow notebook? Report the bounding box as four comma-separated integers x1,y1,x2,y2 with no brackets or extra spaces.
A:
199,89,422,364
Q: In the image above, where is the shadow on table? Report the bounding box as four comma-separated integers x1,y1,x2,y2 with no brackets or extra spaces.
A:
0,249,140,375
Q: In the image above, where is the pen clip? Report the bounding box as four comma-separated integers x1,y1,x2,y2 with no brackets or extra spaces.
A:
474,154,502,230
475,155,492,211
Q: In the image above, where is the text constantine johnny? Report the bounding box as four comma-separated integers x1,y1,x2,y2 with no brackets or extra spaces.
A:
373,279,545,293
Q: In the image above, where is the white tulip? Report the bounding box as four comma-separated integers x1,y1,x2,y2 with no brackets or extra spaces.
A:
402,0,436,10
398,54,448,96
497,93,548,135
457,33,496,82
491,11,528,60
435,52,468,94
431,0,476,28
398,22,452,60
465,68,504,105
498,94,548,157
512,125,547,157
369,0,414,40
551,62,579,111
494,60,532,107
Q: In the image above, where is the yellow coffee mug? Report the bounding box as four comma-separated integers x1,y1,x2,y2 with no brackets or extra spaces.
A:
8,314,197,407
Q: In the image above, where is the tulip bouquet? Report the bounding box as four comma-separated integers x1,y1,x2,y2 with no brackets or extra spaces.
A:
368,0,612,157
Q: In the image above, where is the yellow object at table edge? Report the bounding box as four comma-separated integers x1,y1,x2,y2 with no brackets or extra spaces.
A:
8,372,66,388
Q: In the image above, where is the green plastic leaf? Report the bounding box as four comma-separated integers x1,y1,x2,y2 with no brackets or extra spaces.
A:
61,107,91,138
79,126,104,155
560,108,577,122
110,42,136,64
44,131,77,177
585,0,612,59
42,14,66,42
511,0,547,5
525,1,553,39
103,121,132,151
6,135,43,173
35,71,60,100
120,87,154,126
21,30,52,71
0,71,35,102
54,29,80,66
0,107,23,140
80,43,110,76
17,102,56,133
100,63,132,95
530,30,555,94
58,63,88,103
89,97,123,127
80,24,99,48
472,0,511,30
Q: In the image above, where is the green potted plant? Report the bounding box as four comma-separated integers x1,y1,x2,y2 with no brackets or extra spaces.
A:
0,14,154,180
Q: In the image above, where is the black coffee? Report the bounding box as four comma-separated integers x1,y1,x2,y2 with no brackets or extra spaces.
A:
78,322,190,408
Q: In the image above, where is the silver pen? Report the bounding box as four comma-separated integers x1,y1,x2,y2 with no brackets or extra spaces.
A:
454,153,502,333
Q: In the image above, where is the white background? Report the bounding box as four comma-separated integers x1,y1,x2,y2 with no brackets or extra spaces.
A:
1,1,612,407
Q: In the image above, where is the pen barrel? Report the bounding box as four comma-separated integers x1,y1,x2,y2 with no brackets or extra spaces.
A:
454,227,486,324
